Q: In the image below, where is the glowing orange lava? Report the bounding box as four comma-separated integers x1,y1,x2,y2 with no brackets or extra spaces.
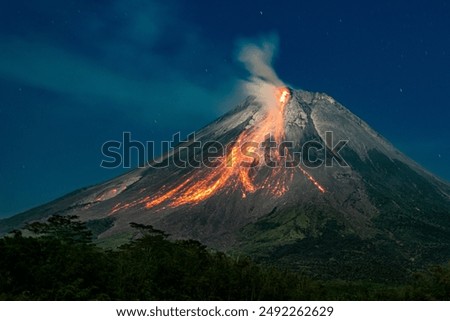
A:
298,166,326,193
155,87,291,208
109,87,326,214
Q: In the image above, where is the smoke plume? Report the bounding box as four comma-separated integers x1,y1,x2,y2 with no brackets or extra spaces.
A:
236,34,286,108
237,34,283,86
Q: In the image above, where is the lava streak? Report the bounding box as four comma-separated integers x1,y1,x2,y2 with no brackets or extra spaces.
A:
298,166,326,193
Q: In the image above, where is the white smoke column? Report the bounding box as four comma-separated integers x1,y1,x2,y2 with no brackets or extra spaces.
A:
236,34,286,109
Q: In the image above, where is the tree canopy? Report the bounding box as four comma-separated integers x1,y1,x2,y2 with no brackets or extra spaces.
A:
0,215,449,300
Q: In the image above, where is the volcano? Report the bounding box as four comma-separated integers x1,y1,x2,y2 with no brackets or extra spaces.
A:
2,87,450,281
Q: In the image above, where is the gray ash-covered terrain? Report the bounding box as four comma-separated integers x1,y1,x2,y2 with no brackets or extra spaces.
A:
2,88,449,281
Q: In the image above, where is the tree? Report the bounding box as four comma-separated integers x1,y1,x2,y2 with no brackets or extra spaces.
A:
24,215,92,244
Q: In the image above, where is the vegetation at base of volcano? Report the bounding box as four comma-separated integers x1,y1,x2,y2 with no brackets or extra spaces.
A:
0,215,449,300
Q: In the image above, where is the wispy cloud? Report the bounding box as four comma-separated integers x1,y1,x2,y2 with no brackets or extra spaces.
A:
0,0,237,127
237,33,283,86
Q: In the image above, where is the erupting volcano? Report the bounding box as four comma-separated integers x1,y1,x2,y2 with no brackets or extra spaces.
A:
2,83,450,281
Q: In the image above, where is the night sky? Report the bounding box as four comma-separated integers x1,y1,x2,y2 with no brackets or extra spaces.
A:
1,0,449,218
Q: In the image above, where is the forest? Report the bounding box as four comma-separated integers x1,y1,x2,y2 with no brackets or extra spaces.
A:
0,215,449,300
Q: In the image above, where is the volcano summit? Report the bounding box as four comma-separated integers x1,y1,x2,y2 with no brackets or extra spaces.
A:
2,86,450,281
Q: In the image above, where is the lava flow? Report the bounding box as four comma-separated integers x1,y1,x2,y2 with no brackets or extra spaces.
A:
155,87,292,207
110,87,325,214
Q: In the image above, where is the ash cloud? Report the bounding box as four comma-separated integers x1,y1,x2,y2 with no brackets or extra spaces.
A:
236,34,286,108
237,34,284,86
